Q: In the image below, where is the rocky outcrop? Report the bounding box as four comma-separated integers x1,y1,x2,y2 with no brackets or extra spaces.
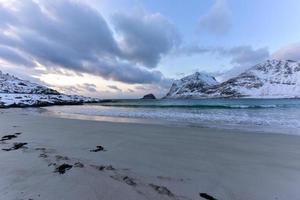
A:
141,93,156,99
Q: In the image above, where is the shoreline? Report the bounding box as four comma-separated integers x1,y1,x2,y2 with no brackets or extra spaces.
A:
16,105,300,136
1,111,300,199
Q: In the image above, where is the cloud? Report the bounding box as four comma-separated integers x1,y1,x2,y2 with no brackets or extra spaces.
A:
135,85,147,90
82,83,98,93
173,44,270,81
134,83,170,98
50,83,98,95
107,85,122,92
174,44,269,66
272,43,300,61
173,45,211,56
0,0,172,85
199,0,232,35
112,12,180,68
219,45,270,66
217,46,270,80
0,4,17,28
0,46,34,66
127,88,134,93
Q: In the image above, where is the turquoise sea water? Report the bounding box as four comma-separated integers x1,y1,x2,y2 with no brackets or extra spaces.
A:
44,98,300,135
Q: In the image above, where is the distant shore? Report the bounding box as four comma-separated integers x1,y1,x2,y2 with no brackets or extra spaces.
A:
1,111,300,200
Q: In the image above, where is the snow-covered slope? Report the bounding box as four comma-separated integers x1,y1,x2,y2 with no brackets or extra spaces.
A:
165,60,300,98
165,72,219,98
0,70,100,108
0,71,59,94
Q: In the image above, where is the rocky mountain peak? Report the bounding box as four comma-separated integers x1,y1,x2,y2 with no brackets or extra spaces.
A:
165,60,300,99
165,72,219,98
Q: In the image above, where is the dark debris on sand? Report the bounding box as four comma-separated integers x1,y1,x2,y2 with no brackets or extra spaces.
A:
74,162,84,168
122,176,136,186
149,184,174,197
2,142,28,151
199,193,218,200
90,164,115,171
110,175,137,186
39,153,48,158
0,134,16,141
35,147,46,151
54,163,73,174
55,155,69,161
0,132,22,142
90,145,105,152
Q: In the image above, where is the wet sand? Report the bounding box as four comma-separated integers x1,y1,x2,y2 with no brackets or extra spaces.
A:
1,111,300,200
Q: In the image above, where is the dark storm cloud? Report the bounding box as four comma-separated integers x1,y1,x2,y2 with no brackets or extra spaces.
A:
112,12,181,68
83,60,167,84
0,0,173,85
0,46,34,66
1,0,119,69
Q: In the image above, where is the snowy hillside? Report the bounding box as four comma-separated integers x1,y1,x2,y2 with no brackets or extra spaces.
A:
165,60,300,98
0,70,100,108
0,71,59,94
165,72,219,98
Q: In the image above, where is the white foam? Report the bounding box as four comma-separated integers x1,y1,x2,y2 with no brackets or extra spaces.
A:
43,104,300,135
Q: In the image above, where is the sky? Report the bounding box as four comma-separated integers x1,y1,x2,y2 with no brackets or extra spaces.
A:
0,0,300,98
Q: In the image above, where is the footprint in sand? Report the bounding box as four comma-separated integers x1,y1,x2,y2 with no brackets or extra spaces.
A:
54,163,73,174
90,145,106,152
2,142,28,151
90,164,115,171
0,132,22,141
199,193,218,200
110,174,137,186
149,184,174,197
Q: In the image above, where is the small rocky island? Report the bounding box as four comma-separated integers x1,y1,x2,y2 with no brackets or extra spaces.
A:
141,93,156,99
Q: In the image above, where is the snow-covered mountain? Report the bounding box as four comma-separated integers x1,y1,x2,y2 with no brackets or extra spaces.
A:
165,60,300,98
0,70,100,108
0,71,59,94
165,72,219,98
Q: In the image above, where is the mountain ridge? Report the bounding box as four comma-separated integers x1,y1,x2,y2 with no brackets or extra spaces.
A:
0,70,60,95
0,70,100,108
165,59,300,99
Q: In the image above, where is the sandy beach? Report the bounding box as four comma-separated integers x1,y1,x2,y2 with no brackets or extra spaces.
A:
1,0,300,199
1,110,300,200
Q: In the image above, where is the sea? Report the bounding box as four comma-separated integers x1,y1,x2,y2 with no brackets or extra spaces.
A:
34,98,300,135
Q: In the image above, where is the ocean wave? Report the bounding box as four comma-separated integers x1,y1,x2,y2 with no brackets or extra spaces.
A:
39,99,300,135
99,104,287,109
